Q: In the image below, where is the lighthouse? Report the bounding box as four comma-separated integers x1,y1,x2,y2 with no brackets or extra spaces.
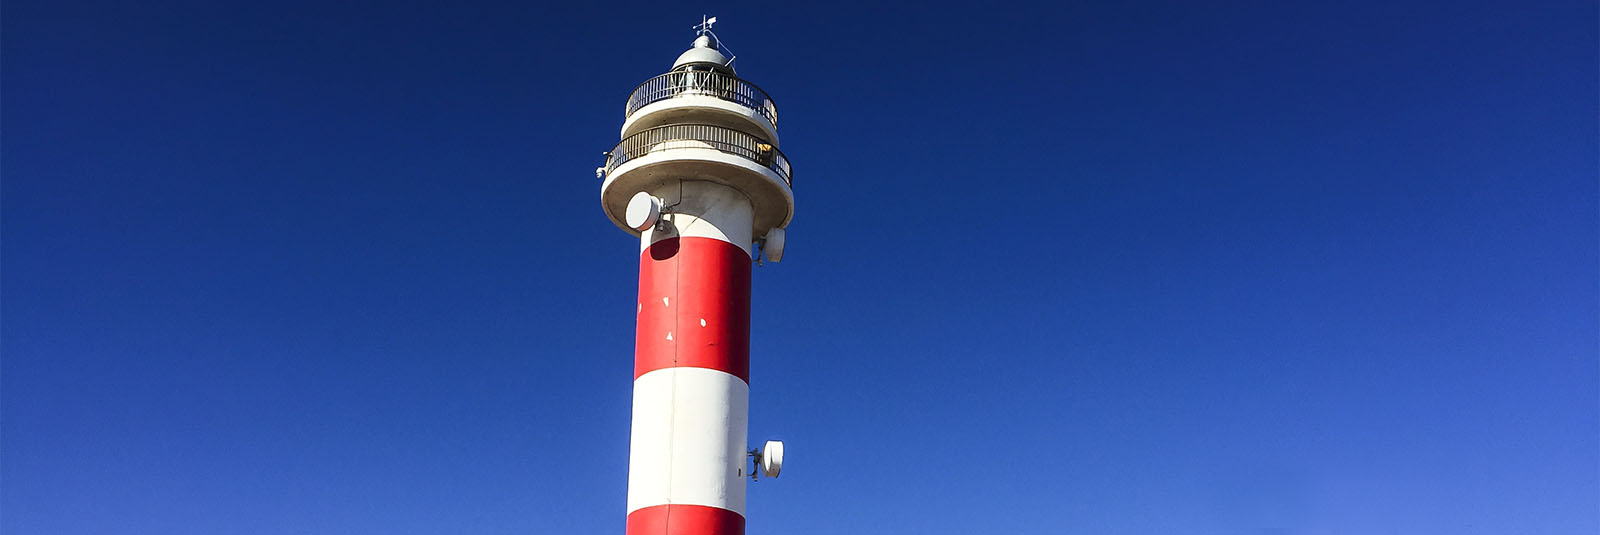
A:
597,18,791,535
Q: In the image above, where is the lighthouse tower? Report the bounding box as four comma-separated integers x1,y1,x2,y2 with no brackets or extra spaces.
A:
598,19,791,535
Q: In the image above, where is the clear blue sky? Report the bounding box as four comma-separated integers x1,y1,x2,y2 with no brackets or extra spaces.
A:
4,1,1596,533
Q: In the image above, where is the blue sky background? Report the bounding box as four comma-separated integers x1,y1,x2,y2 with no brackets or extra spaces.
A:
3,1,1596,533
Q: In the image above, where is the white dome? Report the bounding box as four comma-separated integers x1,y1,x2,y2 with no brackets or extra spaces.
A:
673,47,732,71
672,36,734,73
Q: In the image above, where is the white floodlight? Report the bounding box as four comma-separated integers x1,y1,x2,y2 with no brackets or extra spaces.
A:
759,440,783,478
625,192,661,231
762,227,785,262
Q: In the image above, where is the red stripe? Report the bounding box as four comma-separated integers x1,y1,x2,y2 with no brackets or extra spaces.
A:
627,504,745,535
635,236,751,383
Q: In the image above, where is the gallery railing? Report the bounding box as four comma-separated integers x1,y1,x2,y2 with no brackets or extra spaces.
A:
624,71,779,128
605,123,792,187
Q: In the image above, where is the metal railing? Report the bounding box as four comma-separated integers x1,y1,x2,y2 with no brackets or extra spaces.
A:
625,70,779,128
606,124,792,187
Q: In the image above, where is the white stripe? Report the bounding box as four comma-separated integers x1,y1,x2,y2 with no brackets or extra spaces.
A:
626,367,749,514
640,180,754,258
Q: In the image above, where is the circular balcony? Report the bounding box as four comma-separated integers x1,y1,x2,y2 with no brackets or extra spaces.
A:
621,71,780,143
602,124,793,236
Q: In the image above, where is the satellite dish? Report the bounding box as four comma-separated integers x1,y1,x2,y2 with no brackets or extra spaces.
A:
625,192,660,231
760,440,783,478
762,227,785,262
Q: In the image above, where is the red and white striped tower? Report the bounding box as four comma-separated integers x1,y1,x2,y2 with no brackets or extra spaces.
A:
598,20,792,535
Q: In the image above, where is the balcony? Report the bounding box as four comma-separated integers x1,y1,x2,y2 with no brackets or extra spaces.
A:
606,124,791,186
627,71,778,126
601,123,793,236
622,71,779,142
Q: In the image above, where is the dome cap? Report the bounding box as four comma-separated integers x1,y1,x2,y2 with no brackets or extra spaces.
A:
672,36,734,73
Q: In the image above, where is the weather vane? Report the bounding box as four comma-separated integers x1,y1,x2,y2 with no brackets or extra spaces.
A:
694,15,717,36
690,15,734,66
